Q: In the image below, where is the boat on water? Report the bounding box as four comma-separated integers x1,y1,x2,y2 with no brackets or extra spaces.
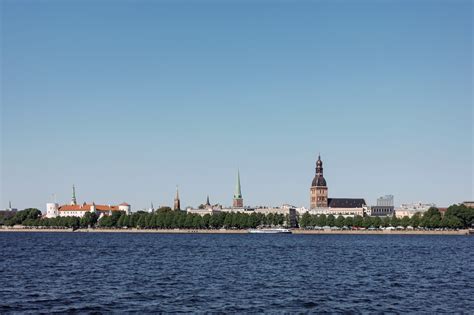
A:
248,228,292,234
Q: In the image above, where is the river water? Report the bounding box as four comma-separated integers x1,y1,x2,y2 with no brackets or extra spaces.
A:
1,233,473,313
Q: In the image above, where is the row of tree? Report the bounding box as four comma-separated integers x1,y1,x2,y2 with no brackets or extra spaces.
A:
8,207,289,230
97,209,287,229
299,205,473,229
3,204,473,230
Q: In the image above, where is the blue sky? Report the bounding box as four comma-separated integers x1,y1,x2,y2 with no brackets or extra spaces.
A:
1,0,472,211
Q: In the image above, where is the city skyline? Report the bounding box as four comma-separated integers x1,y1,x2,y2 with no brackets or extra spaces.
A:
1,1,473,210
4,154,471,212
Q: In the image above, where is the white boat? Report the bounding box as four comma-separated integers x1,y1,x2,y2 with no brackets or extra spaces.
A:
248,228,292,234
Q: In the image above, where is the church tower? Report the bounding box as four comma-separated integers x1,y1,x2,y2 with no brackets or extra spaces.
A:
310,155,328,209
71,184,77,205
173,186,181,210
233,170,244,208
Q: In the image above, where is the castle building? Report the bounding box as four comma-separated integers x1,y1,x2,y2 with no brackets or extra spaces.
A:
45,185,131,218
233,170,244,208
173,186,181,210
309,155,367,217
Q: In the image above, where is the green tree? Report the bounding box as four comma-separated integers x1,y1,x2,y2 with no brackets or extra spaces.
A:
316,214,326,227
353,215,363,227
157,207,173,213
424,207,441,220
429,216,441,229
372,217,382,228
391,216,400,227
362,216,373,228
326,215,335,227
335,215,345,228
299,212,311,228
344,216,354,227
202,214,210,228
400,216,410,228
223,213,233,228
123,215,130,228
80,212,98,228
110,211,124,227
445,204,474,228
410,213,421,228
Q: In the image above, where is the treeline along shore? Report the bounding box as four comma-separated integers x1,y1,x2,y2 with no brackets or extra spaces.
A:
0,227,471,235
0,205,473,235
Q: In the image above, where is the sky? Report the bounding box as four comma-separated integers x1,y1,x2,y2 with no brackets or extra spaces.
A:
1,0,473,211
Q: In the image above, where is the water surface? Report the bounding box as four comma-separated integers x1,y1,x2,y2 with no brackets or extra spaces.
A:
1,233,473,312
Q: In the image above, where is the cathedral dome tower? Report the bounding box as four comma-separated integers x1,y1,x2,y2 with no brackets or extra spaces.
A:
310,155,328,209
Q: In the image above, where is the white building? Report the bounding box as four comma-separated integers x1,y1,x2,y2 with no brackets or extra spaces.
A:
306,199,367,217
45,185,131,218
394,202,436,218
46,202,131,218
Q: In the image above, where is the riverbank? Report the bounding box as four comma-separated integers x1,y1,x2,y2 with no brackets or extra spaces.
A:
293,229,471,235
0,227,471,235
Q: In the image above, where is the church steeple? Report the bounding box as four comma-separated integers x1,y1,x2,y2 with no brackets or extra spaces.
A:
310,154,328,209
234,170,242,198
233,170,244,208
71,185,77,205
173,186,181,210
316,154,323,176
206,195,211,206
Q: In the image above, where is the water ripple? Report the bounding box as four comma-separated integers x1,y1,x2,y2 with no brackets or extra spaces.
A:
0,233,473,312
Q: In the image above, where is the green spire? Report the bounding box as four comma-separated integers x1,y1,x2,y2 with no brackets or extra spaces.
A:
234,170,242,198
71,184,77,205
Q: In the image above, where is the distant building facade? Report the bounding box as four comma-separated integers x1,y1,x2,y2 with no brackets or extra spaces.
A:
394,202,436,218
45,186,131,218
187,195,222,216
463,201,474,208
367,195,394,217
310,199,366,217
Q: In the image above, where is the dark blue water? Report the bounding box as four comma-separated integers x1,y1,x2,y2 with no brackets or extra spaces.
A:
1,233,473,313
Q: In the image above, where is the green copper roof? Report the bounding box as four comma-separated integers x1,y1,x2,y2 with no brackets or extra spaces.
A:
234,170,242,199
71,184,77,205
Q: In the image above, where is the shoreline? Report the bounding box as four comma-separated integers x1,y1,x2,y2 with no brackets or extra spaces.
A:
0,227,471,235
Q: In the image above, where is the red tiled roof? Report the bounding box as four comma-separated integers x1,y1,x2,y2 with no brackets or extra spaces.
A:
119,202,130,206
59,204,120,212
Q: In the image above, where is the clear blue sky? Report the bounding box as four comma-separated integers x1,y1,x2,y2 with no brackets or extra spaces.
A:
1,0,472,211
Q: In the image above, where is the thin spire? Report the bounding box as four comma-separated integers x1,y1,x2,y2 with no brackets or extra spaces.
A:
174,185,181,210
206,195,210,206
234,169,242,198
8,201,11,209
71,184,77,205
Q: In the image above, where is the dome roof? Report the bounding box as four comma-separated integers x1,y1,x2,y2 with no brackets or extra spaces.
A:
312,175,327,187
